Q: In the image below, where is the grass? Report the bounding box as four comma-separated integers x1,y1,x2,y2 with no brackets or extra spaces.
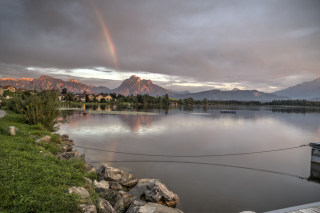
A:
3,91,24,97
0,110,99,212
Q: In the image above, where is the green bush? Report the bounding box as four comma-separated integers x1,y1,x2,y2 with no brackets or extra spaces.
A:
6,89,60,131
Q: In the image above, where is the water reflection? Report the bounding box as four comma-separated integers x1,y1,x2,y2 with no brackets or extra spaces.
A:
58,105,320,212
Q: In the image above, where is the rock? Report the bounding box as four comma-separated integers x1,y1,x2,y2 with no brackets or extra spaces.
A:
61,145,70,152
103,189,136,211
126,199,146,213
84,177,93,185
79,204,97,213
35,135,51,144
57,151,79,160
138,202,183,213
118,191,136,209
93,180,109,193
108,181,123,191
66,187,90,199
61,134,69,139
138,179,178,208
104,190,124,211
97,164,138,187
85,163,97,174
97,198,116,213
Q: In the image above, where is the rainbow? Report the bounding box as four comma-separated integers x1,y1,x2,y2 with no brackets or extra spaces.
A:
90,0,119,69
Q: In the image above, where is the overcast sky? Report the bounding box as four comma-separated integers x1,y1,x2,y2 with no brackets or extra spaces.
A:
0,0,319,92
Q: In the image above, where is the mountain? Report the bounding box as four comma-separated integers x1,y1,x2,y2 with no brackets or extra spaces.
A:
0,75,111,94
0,77,33,89
273,78,320,99
173,89,289,101
168,89,190,94
112,75,173,96
90,85,111,94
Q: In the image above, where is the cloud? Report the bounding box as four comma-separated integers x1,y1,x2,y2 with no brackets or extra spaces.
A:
0,0,319,92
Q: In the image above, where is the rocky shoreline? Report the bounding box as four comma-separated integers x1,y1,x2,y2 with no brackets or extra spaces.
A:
37,134,183,213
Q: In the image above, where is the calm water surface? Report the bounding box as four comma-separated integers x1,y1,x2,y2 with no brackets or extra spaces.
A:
59,105,320,212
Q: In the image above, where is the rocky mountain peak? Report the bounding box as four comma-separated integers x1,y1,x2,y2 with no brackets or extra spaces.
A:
39,75,51,80
113,75,171,96
0,77,18,81
142,79,153,84
18,77,33,81
129,75,139,79
68,79,80,83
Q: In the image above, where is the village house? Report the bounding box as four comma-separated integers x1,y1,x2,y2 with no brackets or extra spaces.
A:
95,94,113,102
2,85,16,92
88,94,94,101
75,94,86,102
170,102,178,106
95,95,104,102
58,94,67,102
0,87,3,96
104,95,112,101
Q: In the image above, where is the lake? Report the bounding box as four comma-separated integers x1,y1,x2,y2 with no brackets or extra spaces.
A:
58,105,320,212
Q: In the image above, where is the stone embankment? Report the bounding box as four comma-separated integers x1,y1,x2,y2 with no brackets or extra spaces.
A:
36,134,183,213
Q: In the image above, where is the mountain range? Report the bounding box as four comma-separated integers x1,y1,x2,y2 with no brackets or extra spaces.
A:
273,78,320,100
172,89,288,102
0,75,111,94
0,75,319,101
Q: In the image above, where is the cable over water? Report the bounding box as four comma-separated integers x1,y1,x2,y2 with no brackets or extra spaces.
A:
73,144,309,158
86,160,309,180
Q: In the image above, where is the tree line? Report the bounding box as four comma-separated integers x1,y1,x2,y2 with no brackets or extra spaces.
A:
60,88,320,106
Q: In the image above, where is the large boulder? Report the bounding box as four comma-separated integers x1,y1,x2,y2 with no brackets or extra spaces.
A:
84,177,93,185
118,191,136,209
66,187,92,204
108,181,123,191
35,135,51,144
104,189,136,211
126,200,146,213
93,180,110,193
57,151,80,160
79,204,97,213
85,163,97,174
66,187,90,199
104,190,123,211
97,198,116,213
138,179,178,208
97,164,138,187
127,202,183,213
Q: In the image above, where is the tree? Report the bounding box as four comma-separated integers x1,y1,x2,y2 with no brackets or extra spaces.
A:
163,93,170,105
100,98,107,103
93,96,98,103
61,88,67,94
203,98,208,105
85,94,89,102
64,92,75,102
110,93,117,99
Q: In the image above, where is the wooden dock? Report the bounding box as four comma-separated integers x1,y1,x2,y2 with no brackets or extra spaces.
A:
265,201,320,213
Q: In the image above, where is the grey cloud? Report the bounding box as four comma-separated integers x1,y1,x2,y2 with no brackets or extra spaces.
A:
0,0,319,91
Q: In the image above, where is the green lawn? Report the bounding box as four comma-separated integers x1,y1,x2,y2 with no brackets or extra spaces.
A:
0,110,96,212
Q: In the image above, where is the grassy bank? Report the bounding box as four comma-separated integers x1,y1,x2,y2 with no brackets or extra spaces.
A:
0,110,97,212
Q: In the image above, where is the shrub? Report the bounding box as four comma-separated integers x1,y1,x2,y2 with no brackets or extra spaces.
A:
7,89,60,131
